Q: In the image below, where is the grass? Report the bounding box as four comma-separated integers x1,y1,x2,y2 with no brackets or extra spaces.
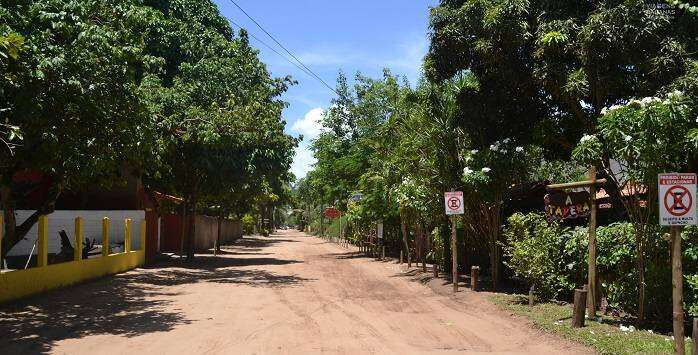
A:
491,294,695,355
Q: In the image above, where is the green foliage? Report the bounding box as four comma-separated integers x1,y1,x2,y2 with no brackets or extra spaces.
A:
504,213,698,322
503,213,578,300
0,0,297,258
241,214,256,235
427,0,698,156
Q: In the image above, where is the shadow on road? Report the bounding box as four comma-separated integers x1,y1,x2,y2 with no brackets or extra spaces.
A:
0,235,313,354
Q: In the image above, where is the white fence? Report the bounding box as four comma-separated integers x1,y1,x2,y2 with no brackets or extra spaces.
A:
6,210,145,256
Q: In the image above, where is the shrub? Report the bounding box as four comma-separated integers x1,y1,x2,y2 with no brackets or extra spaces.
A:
503,213,579,300
241,214,256,235
503,213,698,324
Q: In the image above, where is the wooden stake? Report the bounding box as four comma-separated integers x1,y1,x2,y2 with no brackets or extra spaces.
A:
572,288,587,328
587,166,598,318
529,285,535,306
471,266,479,291
451,215,458,293
672,226,685,355
400,250,403,264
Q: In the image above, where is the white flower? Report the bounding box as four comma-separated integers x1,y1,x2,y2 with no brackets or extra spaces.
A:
668,90,683,99
500,149,508,154
465,156,473,162
516,146,524,153
503,138,511,144
600,107,608,116
463,167,473,175
489,144,498,152
580,134,595,143
629,99,643,107
471,149,479,154
481,167,491,173
624,135,632,142
640,97,657,106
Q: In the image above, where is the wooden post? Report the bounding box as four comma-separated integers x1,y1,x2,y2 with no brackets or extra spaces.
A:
672,226,685,355
587,166,598,318
74,217,83,261
37,215,48,267
471,266,479,291
693,318,698,355
124,219,132,253
400,250,403,264
529,285,536,306
572,288,588,328
382,246,385,260
451,215,458,293
434,264,438,278
0,215,3,269
102,217,110,257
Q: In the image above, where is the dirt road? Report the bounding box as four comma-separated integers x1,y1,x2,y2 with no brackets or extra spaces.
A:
0,230,589,354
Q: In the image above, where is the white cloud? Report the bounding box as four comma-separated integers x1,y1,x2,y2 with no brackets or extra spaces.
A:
291,141,317,180
290,107,325,140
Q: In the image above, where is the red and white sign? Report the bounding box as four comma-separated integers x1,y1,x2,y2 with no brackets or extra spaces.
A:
444,191,464,215
323,207,342,219
659,173,696,226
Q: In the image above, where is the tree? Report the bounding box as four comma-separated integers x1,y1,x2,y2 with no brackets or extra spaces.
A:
573,90,697,324
1,0,157,259
425,0,698,155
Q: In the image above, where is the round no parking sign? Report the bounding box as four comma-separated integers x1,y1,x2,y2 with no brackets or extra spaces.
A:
659,173,697,226
444,191,464,215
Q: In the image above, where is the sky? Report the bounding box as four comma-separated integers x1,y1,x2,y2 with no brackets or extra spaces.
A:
212,0,438,180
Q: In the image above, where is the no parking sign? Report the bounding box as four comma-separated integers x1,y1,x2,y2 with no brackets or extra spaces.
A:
444,191,464,215
659,173,697,226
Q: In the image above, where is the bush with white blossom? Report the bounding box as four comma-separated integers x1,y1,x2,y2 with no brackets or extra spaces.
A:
573,90,696,183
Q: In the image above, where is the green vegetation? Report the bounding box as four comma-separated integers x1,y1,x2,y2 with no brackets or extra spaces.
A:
493,294,695,355
1,0,296,260
290,0,698,340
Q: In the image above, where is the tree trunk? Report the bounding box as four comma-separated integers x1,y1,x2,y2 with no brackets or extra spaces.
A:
1,180,63,260
187,196,196,261
180,201,186,259
400,209,411,268
636,229,646,327
216,215,222,253
418,222,427,273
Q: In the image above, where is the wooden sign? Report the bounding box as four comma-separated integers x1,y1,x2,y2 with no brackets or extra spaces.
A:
323,207,341,219
544,191,592,222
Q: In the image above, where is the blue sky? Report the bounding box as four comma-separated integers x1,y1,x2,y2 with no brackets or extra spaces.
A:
212,0,438,179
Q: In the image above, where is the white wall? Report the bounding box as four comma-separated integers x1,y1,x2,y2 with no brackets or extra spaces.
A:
5,210,145,256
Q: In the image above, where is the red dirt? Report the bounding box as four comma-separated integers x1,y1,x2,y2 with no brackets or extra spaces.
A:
0,230,591,354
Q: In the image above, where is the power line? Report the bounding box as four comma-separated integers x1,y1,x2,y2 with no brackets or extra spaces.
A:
227,19,316,81
226,0,339,96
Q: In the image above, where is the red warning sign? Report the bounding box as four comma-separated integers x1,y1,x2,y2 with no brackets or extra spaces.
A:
444,191,464,215
659,173,696,226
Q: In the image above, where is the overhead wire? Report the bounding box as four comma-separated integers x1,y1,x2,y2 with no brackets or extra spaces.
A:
227,19,316,81
225,0,340,96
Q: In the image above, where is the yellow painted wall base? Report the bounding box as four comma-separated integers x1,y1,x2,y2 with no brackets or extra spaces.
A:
0,251,145,304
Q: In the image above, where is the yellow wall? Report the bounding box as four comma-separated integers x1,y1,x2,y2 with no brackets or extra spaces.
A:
0,216,146,304
0,251,145,304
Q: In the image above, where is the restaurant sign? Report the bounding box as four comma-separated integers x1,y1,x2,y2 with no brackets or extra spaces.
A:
544,191,592,222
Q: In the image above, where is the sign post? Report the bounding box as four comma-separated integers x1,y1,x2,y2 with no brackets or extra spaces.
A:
659,173,696,354
547,170,606,318
445,191,464,292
